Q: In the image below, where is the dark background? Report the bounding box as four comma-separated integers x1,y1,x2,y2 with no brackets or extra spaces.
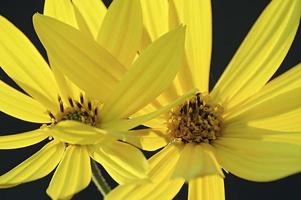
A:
0,0,300,199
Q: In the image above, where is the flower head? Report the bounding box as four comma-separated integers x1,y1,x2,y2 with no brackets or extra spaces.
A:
0,0,188,199
107,0,301,199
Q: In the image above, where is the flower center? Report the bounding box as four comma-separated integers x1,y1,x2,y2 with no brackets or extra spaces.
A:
167,93,223,144
48,94,99,126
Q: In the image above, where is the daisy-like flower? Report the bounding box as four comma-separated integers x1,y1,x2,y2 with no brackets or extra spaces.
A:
106,0,301,199
0,0,190,199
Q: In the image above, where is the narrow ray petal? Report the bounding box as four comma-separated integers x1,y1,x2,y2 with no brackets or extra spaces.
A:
101,89,197,131
140,0,168,40
101,27,186,122
170,0,212,92
188,175,225,200
0,16,59,111
0,141,64,188
47,146,91,200
97,0,142,67
72,0,107,38
44,0,77,27
211,0,301,110
48,120,111,145
214,128,301,181
0,129,49,149
105,144,185,200
0,80,49,123
33,13,126,102
89,141,149,184
172,143,223,181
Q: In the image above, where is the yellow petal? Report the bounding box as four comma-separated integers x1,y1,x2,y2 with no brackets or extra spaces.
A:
0,141,64,188
118,128,169,151
101,89,197,131
188,175,225,200
105,144,185,200
172,143,223,181
0,80,50,123
33,13,126,102
170,0,212,92
97,0,142,67
0,16,59,112
89,141,149,185
44,0,83,103
140,0,168,40
0,129,49,149
48,120,110,145
47,145,91,200
214,135,301,182
226,63,301,124
101,27,186,122
44,0,77,27
211,0,301,110
72,0,107,39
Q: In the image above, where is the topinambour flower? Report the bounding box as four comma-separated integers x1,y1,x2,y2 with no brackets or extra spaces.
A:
106,0,301,200
0,0,195,199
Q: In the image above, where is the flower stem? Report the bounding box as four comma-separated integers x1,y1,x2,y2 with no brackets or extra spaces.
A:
91,160,111,196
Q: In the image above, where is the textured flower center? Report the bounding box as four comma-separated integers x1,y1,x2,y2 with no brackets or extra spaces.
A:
48,94,99,126
167,93,223,144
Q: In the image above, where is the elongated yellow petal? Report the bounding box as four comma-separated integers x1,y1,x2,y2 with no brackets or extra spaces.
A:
89,141,149,184
188,175,225,200
172,143,223,181
47,145,91,200
140,0,168,40
211,0,301,110
33,13,126,102
101,89,197,131
72,0,107,38
0,80,49,123
48,120,110,145
105,144,185,200
44,0,77,27
170,0,212,92
118,128,169,151
101,27,186,122
0,16,59,112
97,0,142,67
0,129,49,149
0,141,64,188
44,0,83,103
226,63,301,124
214,135,301,182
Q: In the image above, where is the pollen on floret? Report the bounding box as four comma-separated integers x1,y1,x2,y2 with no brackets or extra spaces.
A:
47,93,99,126
167,93,224,144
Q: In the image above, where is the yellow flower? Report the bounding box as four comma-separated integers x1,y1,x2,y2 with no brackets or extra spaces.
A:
106,0,301,199
0,0,189,199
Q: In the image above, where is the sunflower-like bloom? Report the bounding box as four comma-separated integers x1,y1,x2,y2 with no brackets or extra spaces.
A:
0,0,190,199
106,0,301,199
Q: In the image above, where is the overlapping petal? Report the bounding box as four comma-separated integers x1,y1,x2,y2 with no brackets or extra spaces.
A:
211,0,301,110
47,145,91,199
89,141,148,184
105,144,184,200
0,16,59,112
97,0,142,67
72,0,107,38
0,141,64,188
172,143,223,181
33,13,126,102
101,27,186,122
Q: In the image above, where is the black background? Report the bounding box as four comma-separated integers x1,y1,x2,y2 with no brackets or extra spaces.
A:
0,0,300,199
